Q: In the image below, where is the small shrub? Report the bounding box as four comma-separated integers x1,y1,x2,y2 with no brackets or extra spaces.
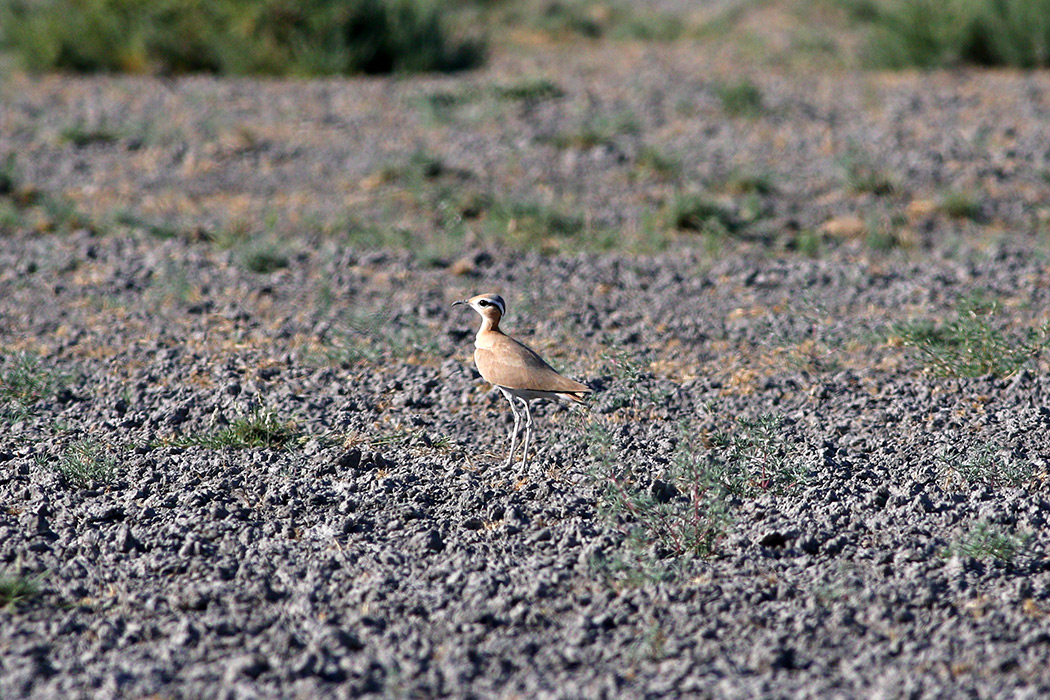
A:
716,79,764,118
0,0,485,76
54,440,119,486
596,347,670,411
950,521,1030,562
864,0,1050,69
936,442,1033,489
710,413,811,495
895,294,1050,378
591,424,730,559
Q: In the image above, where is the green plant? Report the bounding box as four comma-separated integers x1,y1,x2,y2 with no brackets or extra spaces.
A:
0,352,68,418
1,352,57,406
865,216,903,251
792,228,823,257
523,0,684,41
0,0,485,76
635,145,681,180
0,568,40,608
589,412,811,563
591,423,730,559
543,111,640,150
716,79,764,118
0,153,20,195
666,192,738,235
841,145,896,196
59,120,121,147
939,189,982,220
722,169,776,196
173,408,298,449
895,294,1050,378
596,347,669,410
863,0,1050,69
482,198,590,248
54,440,119,485
493,78,564,102
710,413,811,495
240,243,289,274
936,442,1033,489
950,521,1030,562
0,161,95,236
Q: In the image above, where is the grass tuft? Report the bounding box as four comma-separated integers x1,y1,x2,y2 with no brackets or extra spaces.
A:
716,79,764,118
634,145,682,180
174,408,298,449
939,189,982,220
59,121,121,147
895,294,1050,378
950,521,1030,563
54,440,119,486
0,569,40,609
1,352,58,406
666,192,738,235
840,145,896,196
240,244,290,274
493,78,564,102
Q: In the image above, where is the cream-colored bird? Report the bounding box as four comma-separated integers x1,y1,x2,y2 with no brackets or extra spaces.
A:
453,293,591,469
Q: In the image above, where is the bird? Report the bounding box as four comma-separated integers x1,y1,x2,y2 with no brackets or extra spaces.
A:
453,293,591,469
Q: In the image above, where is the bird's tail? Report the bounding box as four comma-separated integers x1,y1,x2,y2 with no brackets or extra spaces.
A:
558,390,591,405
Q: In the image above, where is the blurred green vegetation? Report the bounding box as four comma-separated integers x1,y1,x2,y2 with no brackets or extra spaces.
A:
858,0,1050,68
0,0,485,75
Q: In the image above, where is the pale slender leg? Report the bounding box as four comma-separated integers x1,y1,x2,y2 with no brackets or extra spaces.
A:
501,390,522,468
519,399,533,470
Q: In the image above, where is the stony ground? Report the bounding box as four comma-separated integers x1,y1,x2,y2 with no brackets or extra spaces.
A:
3,23,1050,700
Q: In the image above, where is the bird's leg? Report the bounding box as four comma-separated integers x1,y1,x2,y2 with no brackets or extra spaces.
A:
519,399,533,470
503,391,522,469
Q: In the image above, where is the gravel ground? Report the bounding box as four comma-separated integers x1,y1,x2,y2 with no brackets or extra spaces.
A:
2,37,1050,700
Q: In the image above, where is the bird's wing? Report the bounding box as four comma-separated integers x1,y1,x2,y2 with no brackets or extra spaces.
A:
474,335,591,393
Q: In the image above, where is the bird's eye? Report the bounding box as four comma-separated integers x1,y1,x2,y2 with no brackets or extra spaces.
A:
478,300,490,307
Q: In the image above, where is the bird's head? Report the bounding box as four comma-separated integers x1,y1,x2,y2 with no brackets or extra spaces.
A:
452,293,506,325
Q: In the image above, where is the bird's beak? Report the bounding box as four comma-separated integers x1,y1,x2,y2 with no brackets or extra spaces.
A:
451,300,467,307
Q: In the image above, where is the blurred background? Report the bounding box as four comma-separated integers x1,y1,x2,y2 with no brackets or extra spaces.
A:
1,0,1049,265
